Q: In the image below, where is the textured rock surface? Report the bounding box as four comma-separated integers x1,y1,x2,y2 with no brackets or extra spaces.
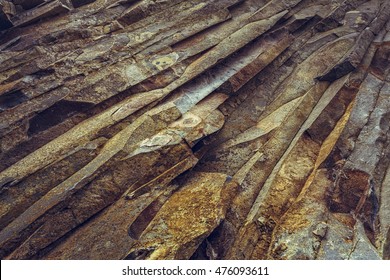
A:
0,0,389,260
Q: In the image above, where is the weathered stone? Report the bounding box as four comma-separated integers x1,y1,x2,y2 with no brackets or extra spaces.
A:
124,172,238,260
0,0,389,261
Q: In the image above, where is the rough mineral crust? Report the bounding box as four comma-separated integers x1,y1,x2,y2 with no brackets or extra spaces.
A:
0,0,389,260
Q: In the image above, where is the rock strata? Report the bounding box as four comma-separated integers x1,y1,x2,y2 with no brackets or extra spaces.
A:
0,0,389,260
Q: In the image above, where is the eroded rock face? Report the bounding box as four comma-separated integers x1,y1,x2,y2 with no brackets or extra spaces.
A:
0,0,389,260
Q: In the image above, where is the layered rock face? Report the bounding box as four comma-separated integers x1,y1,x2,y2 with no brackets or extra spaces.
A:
0,0,389,260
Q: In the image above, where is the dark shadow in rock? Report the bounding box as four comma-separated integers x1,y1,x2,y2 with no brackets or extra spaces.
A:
124,248,155,260
27,99,93,136
0,90,28,112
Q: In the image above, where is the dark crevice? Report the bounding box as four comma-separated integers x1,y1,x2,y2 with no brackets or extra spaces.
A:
127,198,163,240
0,89,28,112
189,238,209,260
124,248,155,260
13,0,45,11
31,68,56,78
71,0,96,9
27,99,94,136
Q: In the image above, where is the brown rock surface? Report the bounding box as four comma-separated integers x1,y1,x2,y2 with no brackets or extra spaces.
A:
0,0,389,260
